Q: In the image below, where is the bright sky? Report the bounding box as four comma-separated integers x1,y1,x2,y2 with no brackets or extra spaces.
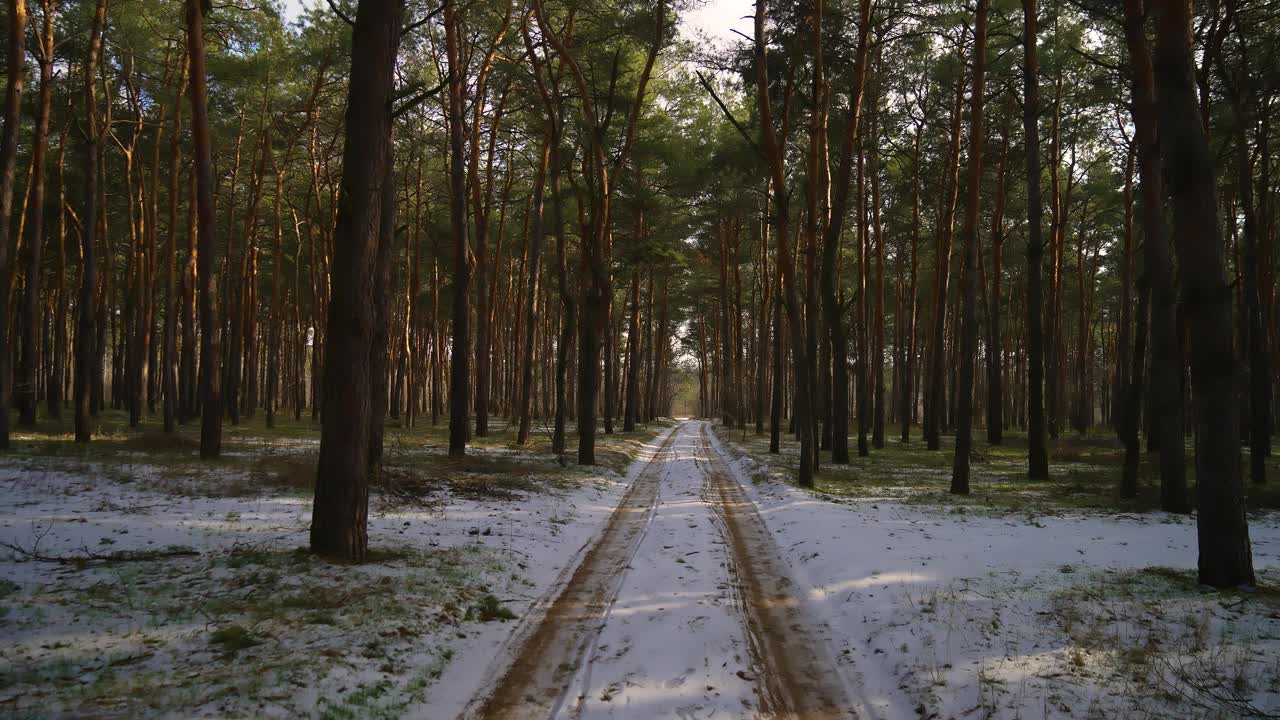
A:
280,0,752,47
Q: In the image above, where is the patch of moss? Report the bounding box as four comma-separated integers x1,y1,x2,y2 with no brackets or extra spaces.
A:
210,624,260,653
467,594,516,622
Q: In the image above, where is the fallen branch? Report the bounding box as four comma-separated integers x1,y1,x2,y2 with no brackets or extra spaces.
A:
1,541,199,565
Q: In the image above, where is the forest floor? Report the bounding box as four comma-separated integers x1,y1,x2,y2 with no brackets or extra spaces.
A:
713,424,1280,719
2,415,1279,719
0,411,672,719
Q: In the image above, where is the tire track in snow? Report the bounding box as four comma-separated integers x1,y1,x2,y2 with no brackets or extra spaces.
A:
471,422,859,719
699,423,859,719
473,426,681,719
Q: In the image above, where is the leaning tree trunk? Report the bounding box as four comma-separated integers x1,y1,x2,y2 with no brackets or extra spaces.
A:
1152,0,1254,589
309,0,402,561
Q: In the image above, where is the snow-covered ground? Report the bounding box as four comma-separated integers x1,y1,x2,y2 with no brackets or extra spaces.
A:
0,426,676,718
6,420,1278,719
711,426,1280,720
534,422,759,719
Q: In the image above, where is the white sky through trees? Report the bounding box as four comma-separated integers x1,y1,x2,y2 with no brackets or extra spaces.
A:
280,0,752,46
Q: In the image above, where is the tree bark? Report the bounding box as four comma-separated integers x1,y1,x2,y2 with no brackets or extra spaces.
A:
1152,0,1253,588
446,0,471,458
310,0,402,561
985,113,1009,445
164,60,186,434
73,0,107,443
188,0,221,457
755,0,815,485
1122,0,1186,510
16,0,54,427
0,0,27,448
1021,0,1049,479
952,0,988,495
925,61,965,451
1216,13,1269,486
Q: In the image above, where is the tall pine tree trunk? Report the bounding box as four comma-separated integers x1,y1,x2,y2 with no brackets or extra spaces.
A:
188,0,221,457
1022,0,1049,479
310,0,402,561
0,0,26,448
1152,0,1253,588
446,0,471,458
164,63,186,434
17,0,54,427
1122,0,1186,510
952,0,987,495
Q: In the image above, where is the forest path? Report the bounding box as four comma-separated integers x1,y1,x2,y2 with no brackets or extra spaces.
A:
470,421,856,720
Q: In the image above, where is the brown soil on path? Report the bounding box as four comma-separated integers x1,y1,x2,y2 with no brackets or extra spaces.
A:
471,422,856,719
699,424,857,720
473,426,680,720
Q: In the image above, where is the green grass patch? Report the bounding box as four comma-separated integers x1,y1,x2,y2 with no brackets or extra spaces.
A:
210,624,261,653
467,594,517,622
716,423,1280,516
2,542,514,718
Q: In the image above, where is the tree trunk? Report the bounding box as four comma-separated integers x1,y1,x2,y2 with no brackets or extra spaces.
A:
952,0,988,495
1152,0,1254,588
516,30,551,444
1021,0,1049,479
1122,0,1186,510
164,61,186,434
901,125,922,443
73,0,107,443
48,117,69,420
719,221,736,427
310,0,401,561
368,150,395,477
471,28,513,438
925,64,965,451
755,0,815,485
819,0,872,464
623,267,642,432
0,0,27,448
16,0,54,427
188,0,221,457
1216,18,1269,486
446,0,471,458
986,114,1009,445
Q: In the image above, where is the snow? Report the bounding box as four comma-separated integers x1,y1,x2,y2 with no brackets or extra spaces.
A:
0,425,677,718
419,423,680,719
555,424,759,719
709,425,1280,719
5,419,1279,719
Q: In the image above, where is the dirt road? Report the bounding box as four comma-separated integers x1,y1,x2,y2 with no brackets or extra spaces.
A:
469,421,857,720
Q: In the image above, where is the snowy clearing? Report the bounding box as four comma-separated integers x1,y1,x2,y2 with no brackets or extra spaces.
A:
0,424,675,718
712,425,1280,720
